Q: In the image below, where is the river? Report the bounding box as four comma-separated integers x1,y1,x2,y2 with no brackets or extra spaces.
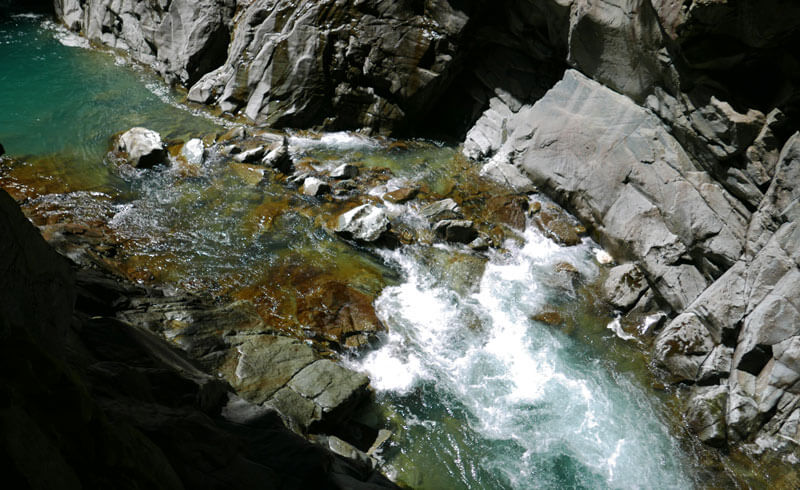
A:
0,12,753,489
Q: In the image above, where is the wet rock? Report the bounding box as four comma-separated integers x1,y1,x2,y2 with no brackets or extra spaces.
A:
433,219,478,244
420,198,461,223
0,141,5,156
335,204,390,243
687,385,729,448
533,209,581,246
262,139,293,174
302,177,331,197
232,145,266,163
468,236,490,252
296,281,385,349
384,186,419,204
330,164,359,180
180,138,205,165
603,263,648,312
230,163,266,186
488,194,529,231
418,247,487,296
116,127,168,168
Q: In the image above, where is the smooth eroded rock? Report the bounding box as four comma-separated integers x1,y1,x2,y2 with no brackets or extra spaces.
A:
116,127,168,168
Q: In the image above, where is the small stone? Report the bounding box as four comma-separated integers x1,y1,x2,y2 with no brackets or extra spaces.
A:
384,186,419,204
262,139,293,174
116,127,168,168
181,138,205,165
335,204,390,243
433,219,478,244
594,249,614,265
302,177,330,196
529,202,542,215
330,163,358,179
232,145,266,163
0,142,5,156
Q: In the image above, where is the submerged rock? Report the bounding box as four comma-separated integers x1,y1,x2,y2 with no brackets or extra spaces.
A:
0,141,5,156
335,204,390,243
383,186,419,204
116,127,168,168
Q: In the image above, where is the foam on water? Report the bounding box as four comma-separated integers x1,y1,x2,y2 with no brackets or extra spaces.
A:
351,223,693,488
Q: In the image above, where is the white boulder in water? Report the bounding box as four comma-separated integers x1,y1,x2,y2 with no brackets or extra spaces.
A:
335,204,390,242
181,138,205,165
116,127,167,168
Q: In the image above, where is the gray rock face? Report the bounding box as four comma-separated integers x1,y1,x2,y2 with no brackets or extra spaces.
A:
464,65,800,455
335,204,390,243
54,0,235,85
186,0,476,132
116,127,168,168
480,70,743,310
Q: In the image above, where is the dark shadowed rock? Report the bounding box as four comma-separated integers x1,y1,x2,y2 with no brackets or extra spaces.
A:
433,219,478,244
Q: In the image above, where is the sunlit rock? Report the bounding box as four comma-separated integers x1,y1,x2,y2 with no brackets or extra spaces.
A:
335,204,390,243
116,127,168,168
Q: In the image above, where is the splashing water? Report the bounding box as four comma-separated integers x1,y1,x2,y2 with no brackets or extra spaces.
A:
350,227,694,489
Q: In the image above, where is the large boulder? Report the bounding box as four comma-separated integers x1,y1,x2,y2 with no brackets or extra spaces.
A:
116,127,168,168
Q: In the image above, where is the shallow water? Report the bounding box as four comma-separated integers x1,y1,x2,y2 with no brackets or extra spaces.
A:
0,13,752,489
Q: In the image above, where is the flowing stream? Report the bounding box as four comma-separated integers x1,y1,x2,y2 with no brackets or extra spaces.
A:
0,12,742,489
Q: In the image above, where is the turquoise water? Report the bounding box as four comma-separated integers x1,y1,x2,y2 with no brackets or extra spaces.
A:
0,13,733,490
0,13,220,164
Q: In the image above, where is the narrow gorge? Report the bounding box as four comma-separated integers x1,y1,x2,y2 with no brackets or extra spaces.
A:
2,1,800,488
